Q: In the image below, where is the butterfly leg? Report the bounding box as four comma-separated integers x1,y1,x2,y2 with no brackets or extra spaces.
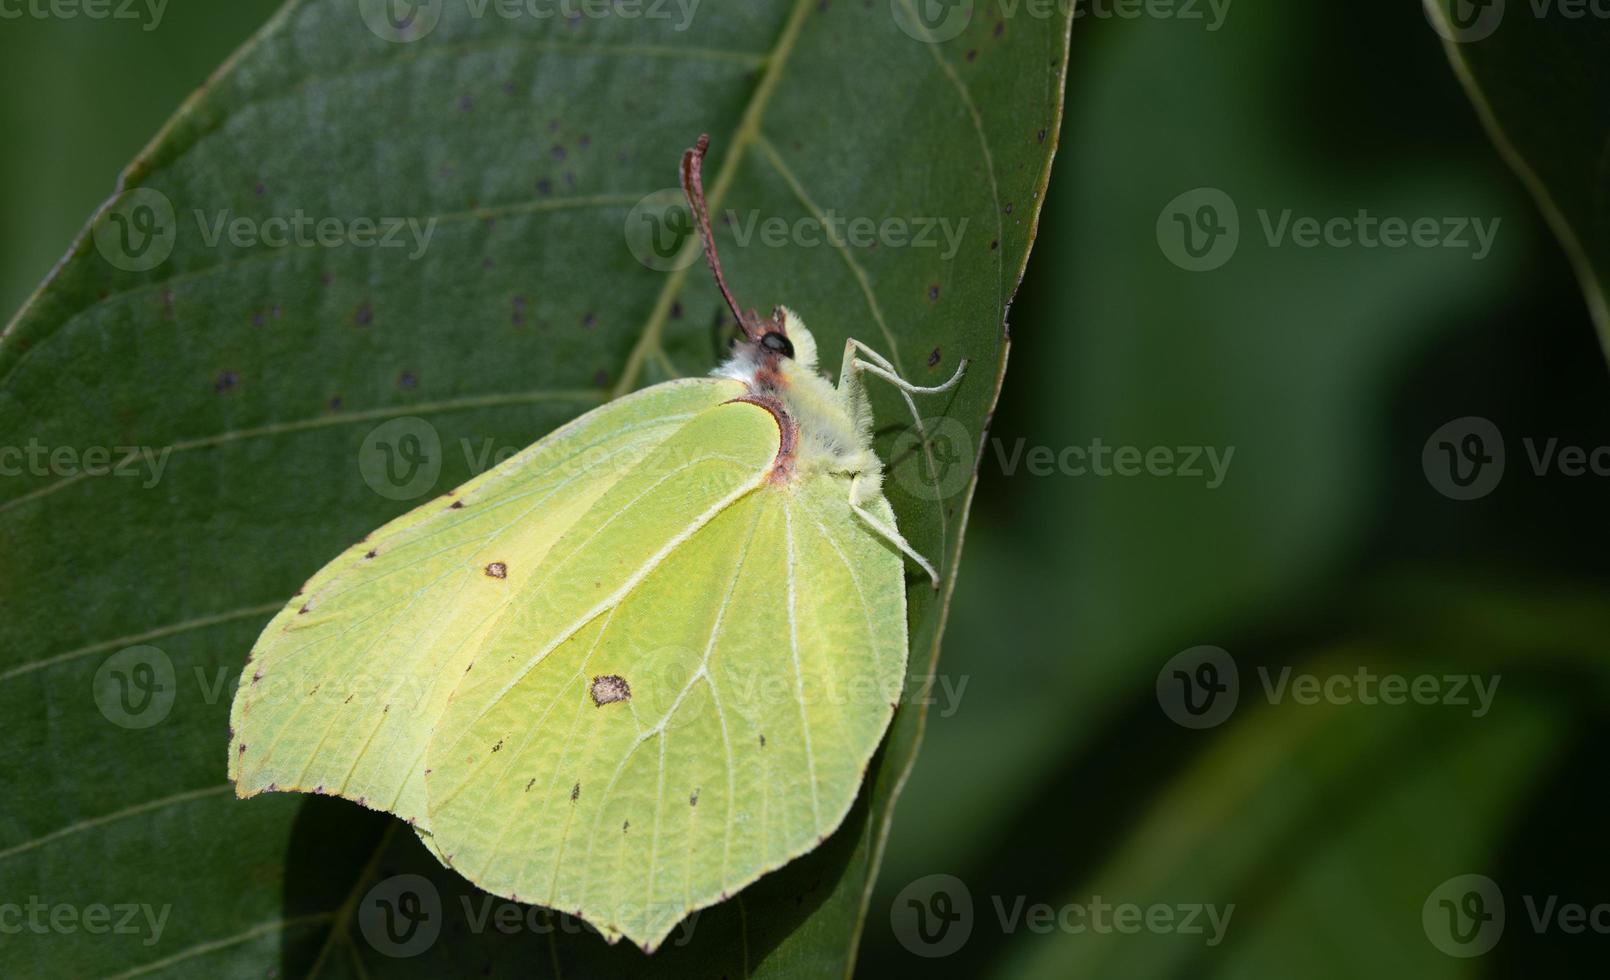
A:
848,472,941,589
835,340,967,590
839,338,967,397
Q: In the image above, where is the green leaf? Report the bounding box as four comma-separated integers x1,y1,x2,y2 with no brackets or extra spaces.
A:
0,0,1069,975
1428,0,1610,349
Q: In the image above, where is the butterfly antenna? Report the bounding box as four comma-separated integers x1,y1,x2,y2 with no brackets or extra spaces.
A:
682,134,763,341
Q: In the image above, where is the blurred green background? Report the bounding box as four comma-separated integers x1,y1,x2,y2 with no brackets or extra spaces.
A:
5,1,1607,976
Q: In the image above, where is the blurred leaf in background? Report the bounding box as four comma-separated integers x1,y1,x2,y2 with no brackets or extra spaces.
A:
861,0,1610,976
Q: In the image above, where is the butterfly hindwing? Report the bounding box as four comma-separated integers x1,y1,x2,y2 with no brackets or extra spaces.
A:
421,431,907,949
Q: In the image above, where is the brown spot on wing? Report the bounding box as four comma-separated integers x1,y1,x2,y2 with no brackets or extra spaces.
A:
590,675,631,707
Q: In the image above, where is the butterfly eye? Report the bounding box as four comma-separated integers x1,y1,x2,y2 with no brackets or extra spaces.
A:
759,332,794,358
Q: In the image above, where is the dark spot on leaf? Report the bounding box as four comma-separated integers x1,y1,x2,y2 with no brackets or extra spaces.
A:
215,371,239,393
622,820,629,833
314,785,324,794
329,395,344,411
535,178,552,196
581,312,595,329
551,145,567,161
1037,128,1047,143
928,347,942,367
356,796,366,807
299,602,311,615
450,501,465,510
592,369,609,387
254,182,266,197
365,549,377,559
995,19,1005,35
485,561,508,578
758,733,766,748
382,703,390,713
458,94,473,111
670,301,683,319
344,694,353,704
990,239,999,250
252,670,264,684
526,778,536,792
690,789,699,807
590,674,630,707
1004,202,1014,214
266,783,277,792
966,49,977,62
355,303,373,326
928,284,940,301
491,738,503,753
238,743,247,755
501,80,516,95
398,371,418,390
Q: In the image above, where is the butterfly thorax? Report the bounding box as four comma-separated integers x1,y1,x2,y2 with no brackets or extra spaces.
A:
713,307,882,498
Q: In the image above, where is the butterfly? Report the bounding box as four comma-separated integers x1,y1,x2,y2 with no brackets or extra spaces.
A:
228,134,965,952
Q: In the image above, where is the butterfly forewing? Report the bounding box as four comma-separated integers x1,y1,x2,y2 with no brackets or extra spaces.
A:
228,379,745,824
